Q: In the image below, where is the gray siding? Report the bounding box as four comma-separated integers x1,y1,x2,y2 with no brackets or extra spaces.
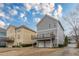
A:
37,15,64,47
37,15,57,36
57,23,64,45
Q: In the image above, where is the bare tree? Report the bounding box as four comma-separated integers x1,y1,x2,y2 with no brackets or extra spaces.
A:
63,4,79,47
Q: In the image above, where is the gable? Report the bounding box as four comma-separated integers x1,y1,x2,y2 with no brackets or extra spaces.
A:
37,15,57,26
37,15,64,31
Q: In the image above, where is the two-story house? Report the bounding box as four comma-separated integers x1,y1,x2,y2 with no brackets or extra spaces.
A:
7,25,36,47
0,28,6,47
14,25,36,46
34,15,65,48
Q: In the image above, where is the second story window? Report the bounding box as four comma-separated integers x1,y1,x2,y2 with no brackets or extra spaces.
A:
54,24,56,28
49,24,50,29
18,35,20,39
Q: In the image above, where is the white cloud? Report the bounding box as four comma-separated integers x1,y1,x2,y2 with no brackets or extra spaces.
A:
24,3,33,11
33,3,42,11
15,6,20,10
57,5,63,16
20,13,25,18
0,11,13,21
34,18,41,23
0,3,4,8
9,9,18,16
54,4,63,18
41,3,55,15
54,10,58,18
24,3,55,15
0,12,5,17
24,17,27,22
0,20,5,28
7,23,10,26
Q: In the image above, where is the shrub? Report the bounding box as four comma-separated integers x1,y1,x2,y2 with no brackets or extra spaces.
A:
12,45,20,48
21,44,32,47
0,45,6,48
64,36,69,46
58,44,64,48
21,43,36,47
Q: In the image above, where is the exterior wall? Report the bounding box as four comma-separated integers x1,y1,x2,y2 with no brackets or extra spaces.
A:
37,16,57,38
37,15,58,47
37,15,64,47
37,40,53,48
7,26,36,47
7,27,16,40
0,32,6,37
0,29,6,47
37,16,57,31
56,23,64,45
7,26,16,47
15,28,36,46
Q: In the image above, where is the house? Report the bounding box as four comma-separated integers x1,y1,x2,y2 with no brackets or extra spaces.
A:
0,28,6,47
34,15,65,48
7,25,36,47
6,25,16,47
14,25,36,46
68,35,77,44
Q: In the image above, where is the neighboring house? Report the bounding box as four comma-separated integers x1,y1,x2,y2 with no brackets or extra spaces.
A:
7,25,36,47
0,28,6,47
0,28,6,37
34,15,65,48
68,36,77,44
6,26,16,47
14,25,36,46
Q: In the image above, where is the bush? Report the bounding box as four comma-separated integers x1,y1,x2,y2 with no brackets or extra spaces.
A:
21,43,37,47
64,36,69,46
12,43,37,47
21,44,32,47
12,45,20,48
58,44,64,48
0,45,6,48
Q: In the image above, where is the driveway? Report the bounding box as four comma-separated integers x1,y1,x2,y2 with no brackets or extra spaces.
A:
48,44,79,56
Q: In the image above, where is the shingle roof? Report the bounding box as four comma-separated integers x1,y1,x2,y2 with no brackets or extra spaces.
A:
16,25,36,33
7,25,36,33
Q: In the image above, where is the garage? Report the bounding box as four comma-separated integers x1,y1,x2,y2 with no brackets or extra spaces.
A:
38,41,44,47
38,40,51,48
45,41,51,48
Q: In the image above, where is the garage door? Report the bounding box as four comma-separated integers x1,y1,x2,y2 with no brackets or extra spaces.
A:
38,41,44,47
45,41,51,48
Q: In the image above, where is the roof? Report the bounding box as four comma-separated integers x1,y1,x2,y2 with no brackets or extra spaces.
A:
16,25,36,33
7,25,36,33
0,28,6,32
7,25,16,30
37,14,64,31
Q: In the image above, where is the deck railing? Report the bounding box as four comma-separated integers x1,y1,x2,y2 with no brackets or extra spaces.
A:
32,33,55,40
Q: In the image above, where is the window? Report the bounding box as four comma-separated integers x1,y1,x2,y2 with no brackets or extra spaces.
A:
54,24,56,28
49,24,51,28
16,29,20,32
18,35,20,39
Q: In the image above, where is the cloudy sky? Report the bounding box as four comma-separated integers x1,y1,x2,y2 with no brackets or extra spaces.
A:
0,3,77,34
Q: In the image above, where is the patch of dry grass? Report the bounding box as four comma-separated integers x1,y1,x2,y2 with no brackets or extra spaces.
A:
0,47,63,56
